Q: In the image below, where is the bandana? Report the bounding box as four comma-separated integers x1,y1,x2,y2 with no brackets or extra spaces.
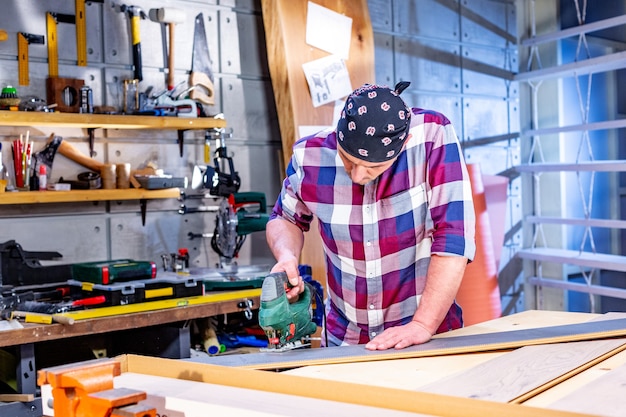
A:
336,82,412,162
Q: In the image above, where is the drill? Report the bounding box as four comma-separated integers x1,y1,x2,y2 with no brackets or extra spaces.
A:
258,272,318,351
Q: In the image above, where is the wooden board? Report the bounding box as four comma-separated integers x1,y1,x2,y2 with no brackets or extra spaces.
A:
260,0,374,168
114,372,433,417
524,348,626,408
283,310,606,389
418,339,626,403
260,0,375,286
547,361,626,416
193,317,626,370
112,354,591,417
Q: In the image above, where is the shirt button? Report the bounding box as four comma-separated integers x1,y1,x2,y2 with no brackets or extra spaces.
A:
369,304,375,310
371,332,377,337
366,241,372,247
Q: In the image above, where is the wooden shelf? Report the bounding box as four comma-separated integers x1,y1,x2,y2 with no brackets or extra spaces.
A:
0,188,180,205
0,110,227,130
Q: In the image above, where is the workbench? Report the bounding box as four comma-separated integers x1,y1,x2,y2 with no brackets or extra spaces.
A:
0,288,260,398
38,310,626,416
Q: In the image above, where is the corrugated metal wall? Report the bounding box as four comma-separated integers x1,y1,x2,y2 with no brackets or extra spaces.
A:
369,0,523,315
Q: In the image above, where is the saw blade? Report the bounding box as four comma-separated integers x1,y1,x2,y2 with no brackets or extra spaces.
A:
192,13,214,82
215,198,238,258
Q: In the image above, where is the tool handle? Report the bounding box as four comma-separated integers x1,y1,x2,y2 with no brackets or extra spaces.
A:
57,140,105,173
189,72,215,105
71,295,106,307
167,22,175,90
130,14,143,81
51,314,75,325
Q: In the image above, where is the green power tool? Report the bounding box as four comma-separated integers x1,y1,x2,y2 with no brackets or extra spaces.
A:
258,272,318,352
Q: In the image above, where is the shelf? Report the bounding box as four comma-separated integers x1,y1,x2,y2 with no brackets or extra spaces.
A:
0,110,227,130
517,247,626,272
0,188,181,225
0,188,180,205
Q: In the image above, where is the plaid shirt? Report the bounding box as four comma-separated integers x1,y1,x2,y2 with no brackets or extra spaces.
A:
270,108,476,346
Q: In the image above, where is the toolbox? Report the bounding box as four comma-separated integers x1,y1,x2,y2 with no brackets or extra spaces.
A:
71,259,157,285
68,279,146,306
142,274,204,301
68,275,203,306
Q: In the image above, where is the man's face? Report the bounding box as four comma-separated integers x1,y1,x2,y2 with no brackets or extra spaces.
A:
337,143,400,185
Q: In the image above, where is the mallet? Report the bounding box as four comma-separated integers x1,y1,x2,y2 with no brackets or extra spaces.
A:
149,7,185,90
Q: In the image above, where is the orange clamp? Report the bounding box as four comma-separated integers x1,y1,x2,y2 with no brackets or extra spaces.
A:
37,358,156,417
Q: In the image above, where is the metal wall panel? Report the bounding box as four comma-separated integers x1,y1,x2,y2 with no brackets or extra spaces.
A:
393,0,460,41
395,38,462,93
376,0,524,316
0,0,277,270
0,215,109,263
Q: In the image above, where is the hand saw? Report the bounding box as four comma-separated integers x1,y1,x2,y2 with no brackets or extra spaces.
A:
189,13,215,106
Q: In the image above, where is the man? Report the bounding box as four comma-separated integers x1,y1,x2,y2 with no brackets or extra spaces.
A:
266,82,476,351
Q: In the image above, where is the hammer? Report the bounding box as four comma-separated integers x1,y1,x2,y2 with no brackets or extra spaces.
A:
117,4,146,81
149,7,185,91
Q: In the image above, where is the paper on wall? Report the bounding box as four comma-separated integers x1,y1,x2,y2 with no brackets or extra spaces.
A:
302,55,353,108
305,2,353,59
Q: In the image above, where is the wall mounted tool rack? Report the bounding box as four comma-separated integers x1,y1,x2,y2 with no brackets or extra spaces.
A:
0,111,227,224
0,110,227,156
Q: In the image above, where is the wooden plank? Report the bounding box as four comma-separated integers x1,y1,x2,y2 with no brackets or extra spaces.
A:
115,372,433,417
418,339,626,403
195,317,626,370
283,311,611,390
260,0,375,168
523,348,626,408
0,188,179,205
547,362,626,416
260,0,375,287
0,110,227,130
117,355,592,417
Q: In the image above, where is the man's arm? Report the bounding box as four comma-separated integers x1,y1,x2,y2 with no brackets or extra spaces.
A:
266,217,306,299
365,254,468,350
411,254,467,334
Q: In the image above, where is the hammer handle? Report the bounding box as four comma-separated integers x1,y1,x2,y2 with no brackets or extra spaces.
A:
58,140,104,173
130,13,143,81
168,22,175,90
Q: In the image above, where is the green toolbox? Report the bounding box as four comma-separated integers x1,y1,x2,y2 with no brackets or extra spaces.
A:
71,259,157,285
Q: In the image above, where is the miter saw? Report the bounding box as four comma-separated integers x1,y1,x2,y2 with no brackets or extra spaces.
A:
211,192,269,268
258,272,318,352
185,127,270,269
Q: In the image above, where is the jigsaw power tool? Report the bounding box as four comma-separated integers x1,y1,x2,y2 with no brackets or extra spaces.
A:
258,272,317,352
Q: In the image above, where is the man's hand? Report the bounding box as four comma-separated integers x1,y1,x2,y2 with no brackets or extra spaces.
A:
364,321,432,350
270,256,304,302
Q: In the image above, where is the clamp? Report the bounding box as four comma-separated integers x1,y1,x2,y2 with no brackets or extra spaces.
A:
37,358,156,417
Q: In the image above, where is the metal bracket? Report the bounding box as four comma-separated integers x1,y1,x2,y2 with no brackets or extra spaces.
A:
238,299,254,320
177,129,186,157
